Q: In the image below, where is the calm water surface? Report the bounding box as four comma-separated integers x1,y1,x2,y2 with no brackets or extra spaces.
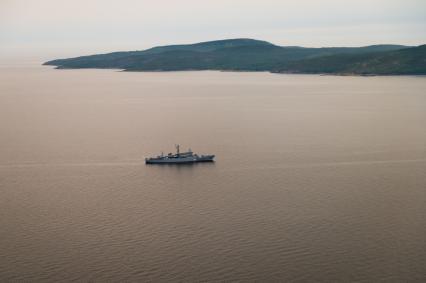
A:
1,63,425,282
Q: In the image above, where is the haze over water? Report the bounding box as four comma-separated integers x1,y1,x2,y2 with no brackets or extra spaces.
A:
1,63,425,282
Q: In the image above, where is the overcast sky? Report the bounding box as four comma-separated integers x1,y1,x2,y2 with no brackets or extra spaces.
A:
1,0,425,60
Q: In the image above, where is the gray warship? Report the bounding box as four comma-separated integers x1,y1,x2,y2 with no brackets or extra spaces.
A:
145,145,215,164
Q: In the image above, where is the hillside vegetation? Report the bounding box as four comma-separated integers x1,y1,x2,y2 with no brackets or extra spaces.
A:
44,39,425,75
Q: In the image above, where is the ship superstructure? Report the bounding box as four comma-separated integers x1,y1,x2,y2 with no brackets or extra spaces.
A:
145,145,215,164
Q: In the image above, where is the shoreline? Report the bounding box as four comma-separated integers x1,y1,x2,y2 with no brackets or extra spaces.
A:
43,64,426,77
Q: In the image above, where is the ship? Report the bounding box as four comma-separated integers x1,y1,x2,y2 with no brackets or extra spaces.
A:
145,145,215,164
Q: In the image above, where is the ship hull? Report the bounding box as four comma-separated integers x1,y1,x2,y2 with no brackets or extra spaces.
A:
145,155,215,164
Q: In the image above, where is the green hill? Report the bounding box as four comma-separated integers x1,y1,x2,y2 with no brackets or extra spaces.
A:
44,39,425,75
275,45,426,75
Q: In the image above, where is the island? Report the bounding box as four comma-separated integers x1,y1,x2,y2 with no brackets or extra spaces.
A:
44,38,426,75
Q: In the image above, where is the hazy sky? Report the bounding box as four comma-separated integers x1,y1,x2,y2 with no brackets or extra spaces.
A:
1,0,425,60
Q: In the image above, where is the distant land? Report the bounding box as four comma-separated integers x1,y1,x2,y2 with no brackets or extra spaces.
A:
44,38,426,75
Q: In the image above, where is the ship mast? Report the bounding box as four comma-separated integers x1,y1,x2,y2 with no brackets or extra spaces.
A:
175,144,180,156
